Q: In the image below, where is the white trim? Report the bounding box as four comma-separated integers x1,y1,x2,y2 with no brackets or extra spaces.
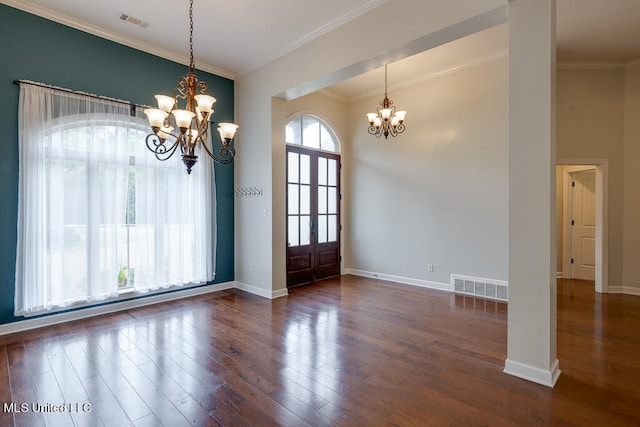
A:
345,269,452,292
504,358,561,388
557,160,609,293
608,286,640,296
333,49,509,102
556,272,563,279
0,281,235,336
382,49,509,99
235,281,288,299
235,0,389,77
626,287,640,296
0,0,233,79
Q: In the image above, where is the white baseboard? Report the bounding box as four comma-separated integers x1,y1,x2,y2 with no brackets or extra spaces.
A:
0,281,235,336
608,286,640,296
345,268,452,292
504,358,561,388
235,281,288,299
624,287,640,296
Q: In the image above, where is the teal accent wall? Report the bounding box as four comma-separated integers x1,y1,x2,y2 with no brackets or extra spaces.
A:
0,4,235,324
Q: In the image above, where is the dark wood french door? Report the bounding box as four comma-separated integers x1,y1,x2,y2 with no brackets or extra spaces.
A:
286,145,341,287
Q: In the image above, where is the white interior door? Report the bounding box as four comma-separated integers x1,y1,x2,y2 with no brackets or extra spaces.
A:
571,169,596,281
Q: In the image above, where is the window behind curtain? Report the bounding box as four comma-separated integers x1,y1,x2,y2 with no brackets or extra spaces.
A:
15,84,216,317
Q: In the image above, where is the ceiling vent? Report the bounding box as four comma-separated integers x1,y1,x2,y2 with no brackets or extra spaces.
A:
118,12,148,28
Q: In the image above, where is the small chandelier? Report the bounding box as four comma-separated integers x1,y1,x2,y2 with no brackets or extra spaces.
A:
144,0,238,174
366,64,406,139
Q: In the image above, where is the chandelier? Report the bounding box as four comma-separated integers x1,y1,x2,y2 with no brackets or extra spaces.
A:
144,0,238,174
366,65,406,139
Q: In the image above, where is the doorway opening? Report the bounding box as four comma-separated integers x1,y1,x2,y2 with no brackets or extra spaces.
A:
557,161,608,293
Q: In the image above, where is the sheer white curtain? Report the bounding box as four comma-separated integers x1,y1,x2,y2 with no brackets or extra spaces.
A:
132,107,216,292
15,83,216,317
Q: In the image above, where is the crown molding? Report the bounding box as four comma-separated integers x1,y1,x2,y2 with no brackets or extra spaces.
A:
317,89,349,103
342,48,509,102
234,0,389,78
0,0,235,80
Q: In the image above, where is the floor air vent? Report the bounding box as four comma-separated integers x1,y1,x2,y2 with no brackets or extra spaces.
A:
451,274,508,302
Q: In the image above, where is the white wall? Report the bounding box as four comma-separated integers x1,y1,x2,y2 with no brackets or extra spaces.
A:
556,67,625,289
235,0,506,295
623,64,640,291
345,57,508,285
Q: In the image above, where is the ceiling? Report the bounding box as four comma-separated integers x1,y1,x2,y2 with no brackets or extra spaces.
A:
4,0,640,100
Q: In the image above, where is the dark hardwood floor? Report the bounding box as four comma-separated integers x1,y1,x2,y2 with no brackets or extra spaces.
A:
0,275,638,426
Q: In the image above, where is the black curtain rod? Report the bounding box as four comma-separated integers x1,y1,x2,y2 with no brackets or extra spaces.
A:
13,80,149,110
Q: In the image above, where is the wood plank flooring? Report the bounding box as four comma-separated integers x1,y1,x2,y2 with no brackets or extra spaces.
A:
0,275,638,426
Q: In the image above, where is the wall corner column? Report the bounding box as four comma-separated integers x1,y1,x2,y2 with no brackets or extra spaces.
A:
505,0,560,387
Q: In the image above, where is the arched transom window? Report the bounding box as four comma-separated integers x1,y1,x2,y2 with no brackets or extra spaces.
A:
286,115,339,153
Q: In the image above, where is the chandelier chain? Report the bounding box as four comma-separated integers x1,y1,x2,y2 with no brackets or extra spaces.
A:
189,0,195,71
384,64,388,96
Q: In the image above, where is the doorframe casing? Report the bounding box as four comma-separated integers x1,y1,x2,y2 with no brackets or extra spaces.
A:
558,159,608,293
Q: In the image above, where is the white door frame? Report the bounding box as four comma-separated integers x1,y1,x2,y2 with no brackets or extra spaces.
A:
558,159,608,293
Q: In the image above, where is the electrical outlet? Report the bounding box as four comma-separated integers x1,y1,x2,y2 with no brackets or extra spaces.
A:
428,264,434,272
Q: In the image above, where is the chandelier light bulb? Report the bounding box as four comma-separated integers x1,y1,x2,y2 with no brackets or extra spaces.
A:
218,123,239,142
171,110,196,132
156,125,174,141
144,108,168,131
187,129,199,144
194,94,216,117
154,95,176,113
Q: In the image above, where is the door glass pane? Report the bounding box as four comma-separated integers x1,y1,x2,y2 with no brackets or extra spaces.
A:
288,216,299,247
288,152,299,183
318,157,327,185
328,215,337,242
328,187,337,214
318,186,327,214
328,159,337,186
300,185,310,215
300,216,311,245
318,215,327,244
300,154,310,184
288,184,299,215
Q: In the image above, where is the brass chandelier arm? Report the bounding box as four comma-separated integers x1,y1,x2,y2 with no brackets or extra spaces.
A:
145,133,181,161
199,135,236,164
